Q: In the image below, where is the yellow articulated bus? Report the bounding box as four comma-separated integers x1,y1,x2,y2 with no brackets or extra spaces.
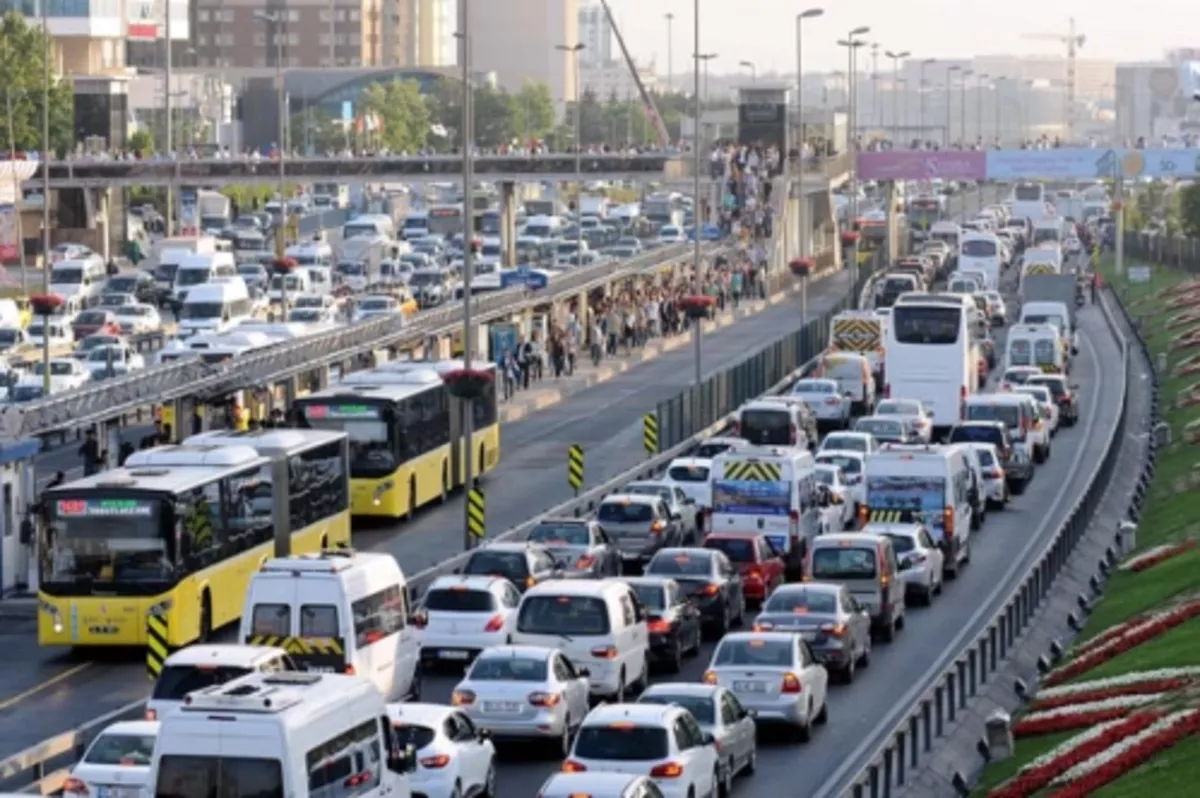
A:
38,429,351,648
293,359,501,518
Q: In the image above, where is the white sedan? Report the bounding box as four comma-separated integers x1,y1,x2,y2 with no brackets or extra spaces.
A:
113,303,162,335
63,720,158,798
1014,384,1060,436
790,378,852,428
1065,237,1083,254
386,703,496,798
866,522,945,606
33,358,91,392
83,345,146,378
815,450,867,514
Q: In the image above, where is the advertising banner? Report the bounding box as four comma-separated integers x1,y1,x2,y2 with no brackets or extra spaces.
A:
0,204,16,263
127,0,161,40
856,151,987,181
987,148,1200,180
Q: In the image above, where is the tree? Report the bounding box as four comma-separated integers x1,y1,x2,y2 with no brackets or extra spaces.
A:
358,79,430,153
128,129,154,158
0,12,74,155
290,107,344,154
512,81,556,141
1179,183,1200,239
473,84,517,148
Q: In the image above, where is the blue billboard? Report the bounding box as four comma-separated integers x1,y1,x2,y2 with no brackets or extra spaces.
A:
985,148,1200,180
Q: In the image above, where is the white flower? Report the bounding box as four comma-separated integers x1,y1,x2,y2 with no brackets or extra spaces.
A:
1119,544,1176,571
1053,609,1185,678
1021,694,1165,724
1035,667,1200,701
1051,710,1197,785
1021,719,1126,773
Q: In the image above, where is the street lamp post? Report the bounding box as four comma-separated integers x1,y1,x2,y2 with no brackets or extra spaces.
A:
694,52,717,150
556,43,585,269
976,73,988,147
40,0,51,395
919,58,935,145
738,60,756,83
837,27,868,281
664,13,674,93
255,11,288,318
691,0,705,389
794,8,824,273
994,77,1006,146
960,69,973,149
460,1,479,551
165,0,173,234
884,50,910,143
945,65,960,147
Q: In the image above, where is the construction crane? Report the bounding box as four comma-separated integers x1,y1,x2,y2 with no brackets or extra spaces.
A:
1023,18,1086,142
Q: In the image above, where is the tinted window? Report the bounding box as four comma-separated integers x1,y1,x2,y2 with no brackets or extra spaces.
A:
597,502,654,523
949,426,1003,444
884,534,916,554
152,665,253,700
1034,340,1058,363
350,586,405,646
249,604,290,636
821,435,867,454
764,589,837,614
855,418,903,437
892,306,962,345
1008,339,1032,365
630,583,666,611
528,524,590,546
468,655,548,681
693,442,735,458
574,726,669,761
626,485,672,502
1014,184,1041,200
301,605,339,638
976,449,997,466
517,595,611,636
667,465,710,482
425,588,495,613
305,719,382,795
639,694,715,724
739,409,792,445
811,547,879,578
817,454,862,474
155,755,284,798
389,725,436,751
966,404,1020,428
465,551,530,579
85,732,157,765
704,537,754,562
713,639,794,666
794,380,834,394
961,240,997,257
1029,377,1067,396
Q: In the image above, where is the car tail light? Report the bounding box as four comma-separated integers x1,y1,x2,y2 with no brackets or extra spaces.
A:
857,504,868,526
746,564,763,581
701,583,720,596
819,623,847,637
824,397,840,406
781,672,803,693
575,554,595,569
648,619,671,633
343,771,375,787
650,520,667,534
483,614,505,633
528,691,562,707
344,664,356,675
988,467,1004,479
731,420,740,435
420,754,451,769
591,645,619,660
451,689,476,706
63,779,88,796
789,509,800,522
145,708,157,720
943,506,955,538
525,576,536,588
703,670,717,684
650,762,684,778
562,760,588,773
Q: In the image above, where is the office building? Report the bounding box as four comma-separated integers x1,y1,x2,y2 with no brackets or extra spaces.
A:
461,0,579,104
578,1,612,66
581,60,656,100
413,0,449,66
1115,62,1193,143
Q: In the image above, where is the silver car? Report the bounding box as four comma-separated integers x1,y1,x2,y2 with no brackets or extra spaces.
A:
958,442,1008,509
595,494,685,568
790,378,852,429
875,398,934,442
525,518,621,577
750,582,872,683
638,683,757,796
623,481,700,543
451,645,591,756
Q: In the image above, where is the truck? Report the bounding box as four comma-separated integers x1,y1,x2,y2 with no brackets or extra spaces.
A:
579,194,610,219
1020,273,1076,331
196,190,232,234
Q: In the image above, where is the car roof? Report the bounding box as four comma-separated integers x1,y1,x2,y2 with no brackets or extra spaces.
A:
864,522,927,537
770,581,840,596
601,493,659,505
472,542,537,554
812,532,888,547
642,683,722,700
583,702,681,727
427,574,509,592
474,644,554,661
163,644,286,667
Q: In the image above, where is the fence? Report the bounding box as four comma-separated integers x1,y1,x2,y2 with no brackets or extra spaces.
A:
1122,231,1200,273
835,287,1142,797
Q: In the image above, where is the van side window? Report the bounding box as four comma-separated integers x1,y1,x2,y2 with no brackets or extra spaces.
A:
797,475,814,512
251,603,290,636
306,718,382,796
301,605,339,638
352,584,406,646
618,594,635,628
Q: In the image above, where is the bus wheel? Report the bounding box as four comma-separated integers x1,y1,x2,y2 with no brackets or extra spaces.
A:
198,592,213,643
404,476,417,522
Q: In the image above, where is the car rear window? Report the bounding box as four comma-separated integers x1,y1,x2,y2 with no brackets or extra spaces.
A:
975,449,998,467
639,694,715,724
424,588,495,613
574,726,669,761
390,724,437,751
950,426,1003,445
811,547,879,579
739,409,792,445
528,523,590,546
703,537,754,563
85,732,157,765
517,595,611,636
250,603,290,636
300,605,339,638
465,551,530,580
468,655,548,681
152,665,254,700
883,534,916,554
817,454,862,474
597,502,654,523
966,404,1020,428
713,638,794,666
647,553,712,577
667,465,710,482
764,589,837,614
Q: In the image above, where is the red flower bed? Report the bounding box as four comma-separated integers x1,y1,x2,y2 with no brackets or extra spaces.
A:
1072,617,1148,660
1031,679,1193,711
1012,707,1136,738
988,712,1162,798
1047,710,1200,798
1045,601,1200,686
441,368,494,386
678,295,717,311
840,230,861,246
1129,540,1197,573
789,257,815,277
28,293,63,315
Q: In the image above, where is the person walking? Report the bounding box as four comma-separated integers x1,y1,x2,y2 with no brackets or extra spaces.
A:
79,430,102,476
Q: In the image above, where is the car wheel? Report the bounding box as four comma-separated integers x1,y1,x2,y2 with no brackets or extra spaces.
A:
719,761,734,798
482,764,497,798
859,637,872,667
815,699,829,725
880,618,896,643
840,654,856,684
614,668,626,703
795,706,813,743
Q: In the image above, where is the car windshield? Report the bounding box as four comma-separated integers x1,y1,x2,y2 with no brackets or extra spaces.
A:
52,267,83,284
713,638,794,667
817,454,862,475
527,524,590,546
794,380,834,394
288,309,322,322
739,408,792,445
424,588,495,613
811,547,879,579
34,361,74,376
630,583,666,612
639,694,715,724
821,435,867,454
693,442,735,459
703,537,755,563
468,655,548,681
667,464,709,482
410,272,442,286
647,553,711,577
464,551,528,580
573,726,669,761
85,731,157,765
0,329,17,346
516,595,611,635
764,588,838,614
106,277,137,292
1029,377,1066,394
86,348,123,362
176,269,211,286
625,484,672,502
152,665,254,700
597,502,654,523
181,303,224,320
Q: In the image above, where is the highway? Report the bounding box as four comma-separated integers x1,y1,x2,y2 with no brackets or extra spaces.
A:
0,264,853,760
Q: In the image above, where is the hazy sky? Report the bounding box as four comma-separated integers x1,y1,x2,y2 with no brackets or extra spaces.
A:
604,0,1200,74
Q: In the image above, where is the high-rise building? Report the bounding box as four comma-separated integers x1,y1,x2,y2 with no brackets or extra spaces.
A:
413,0,449,66
461,0,579,104
578,1,611,66
1115,62,1191,143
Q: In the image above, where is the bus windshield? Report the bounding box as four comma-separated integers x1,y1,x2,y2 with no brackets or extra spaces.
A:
300,402,396,477
44,496,174,587
891,305,962,345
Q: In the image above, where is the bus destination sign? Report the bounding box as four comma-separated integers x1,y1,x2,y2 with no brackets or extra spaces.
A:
304,404,382,420
57,498,156,517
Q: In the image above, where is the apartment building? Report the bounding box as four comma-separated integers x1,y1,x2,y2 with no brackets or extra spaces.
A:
462,0,579,104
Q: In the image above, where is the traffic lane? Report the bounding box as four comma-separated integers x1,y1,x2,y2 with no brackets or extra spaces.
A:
414,298,1120,798
358,270,854,573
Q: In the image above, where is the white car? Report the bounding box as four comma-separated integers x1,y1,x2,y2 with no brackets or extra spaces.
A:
999,365,1042,392
33,357,92,391
386,703,497,798
958,442,1008,509
1013,385,1060,436
691,436,751,460
875,398,934,442
981,291,1008,324
451,644,591,756
1065,237,1083,254
813,463,855,530
814,451,867,515
703,631,829,740
566,703,720,798
662,457,714,509
818,431,879,456
790,378,852,428
415,575,521,666
866,522,945,605
538,772,667,798
352,294,403,322
113,303,162,335
656,225,687,244
83,345,146,378
63,720,158,798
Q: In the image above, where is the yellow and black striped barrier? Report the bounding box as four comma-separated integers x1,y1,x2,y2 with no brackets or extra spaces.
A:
567,445,584,492
245,635,345,656
722,461,783,481
643,413,658,454
467,488,486,539
146,614,170,681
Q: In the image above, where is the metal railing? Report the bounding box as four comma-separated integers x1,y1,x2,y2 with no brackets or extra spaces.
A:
833,286,1137,798
1122,232,1200,274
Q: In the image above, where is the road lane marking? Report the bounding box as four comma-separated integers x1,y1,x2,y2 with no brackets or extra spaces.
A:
0,663,92,712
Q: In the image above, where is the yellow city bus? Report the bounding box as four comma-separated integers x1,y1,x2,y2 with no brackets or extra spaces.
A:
38,429,351,648
294,359,501,518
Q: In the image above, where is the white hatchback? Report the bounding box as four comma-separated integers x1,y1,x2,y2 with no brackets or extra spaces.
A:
416,575,522,668
386,703,497,798
63,721,158,798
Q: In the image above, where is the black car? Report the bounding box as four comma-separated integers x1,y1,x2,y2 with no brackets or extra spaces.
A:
459,542,562,592
623,576,702,673
103,271,163,307
644,547,745,639
1027,374,1080,427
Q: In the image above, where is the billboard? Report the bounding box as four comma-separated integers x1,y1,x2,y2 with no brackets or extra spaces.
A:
856,151,987,181
128,0,161,40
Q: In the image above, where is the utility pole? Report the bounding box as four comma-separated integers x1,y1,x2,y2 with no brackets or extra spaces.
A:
664,13,674,94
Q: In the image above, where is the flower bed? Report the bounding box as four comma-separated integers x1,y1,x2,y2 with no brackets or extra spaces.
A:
1034,667,1200,704
1031,679,1192,710
1047,709,1200,796
989,713,1162,798
1046,601,1200,686
1012,694,1165,737
1121,541,1196,573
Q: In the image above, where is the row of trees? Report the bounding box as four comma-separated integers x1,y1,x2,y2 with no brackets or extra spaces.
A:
0,12,76,155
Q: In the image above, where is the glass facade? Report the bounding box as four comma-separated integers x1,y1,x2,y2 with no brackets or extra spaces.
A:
0,0,121,17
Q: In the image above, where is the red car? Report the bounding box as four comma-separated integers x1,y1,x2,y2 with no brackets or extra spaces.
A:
702,534,786,604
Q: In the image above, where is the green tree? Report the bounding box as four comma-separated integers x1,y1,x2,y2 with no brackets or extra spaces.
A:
359,79,430,153
1179,183,1200,239
290,107,344,154
0,11,74,155
473,84,517,148
128,129,154,158
511,81,556,141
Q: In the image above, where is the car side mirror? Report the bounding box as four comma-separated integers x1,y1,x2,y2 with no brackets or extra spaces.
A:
701,732,716,746
577,667,591,678
477,729,492,742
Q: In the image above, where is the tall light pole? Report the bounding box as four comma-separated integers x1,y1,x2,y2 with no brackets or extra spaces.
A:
255,11,288,316
557,43,585,267
665,13,674,93
960,69,973,149
870,43,880,132
884,50,909,143
794,8,824,280
690,0,703,389
945,65,960,147
696,52,717,110
40,0,51,395
919,58,935,145
975,73,988,147
738,60,756,83
837,27,869,278
994,77,1006,145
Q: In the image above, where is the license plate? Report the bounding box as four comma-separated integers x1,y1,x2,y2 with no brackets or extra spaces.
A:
733,680,766,693
438,650,469,660
98,788,138,798
483,701,521,713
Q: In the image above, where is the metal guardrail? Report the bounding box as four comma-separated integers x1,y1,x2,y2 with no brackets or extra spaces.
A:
6,244,697,440
832,283,1136,797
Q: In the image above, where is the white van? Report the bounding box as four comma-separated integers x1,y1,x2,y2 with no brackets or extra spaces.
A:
178,277,255,337
814,351,876,415
343,214,396,241
49,257,106,305
1005,324,1065,374
733,398,815,449
270,266,333,301
27,316,74,348
513,579,649,700
173,251,238,303
145,644,295,720
861,443,974,577
523,215,566,239
241,549,421,702
958,232,1002,288
401,211,431,239
148,671,415,798
286,241,335,268
1020,300,1077,356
